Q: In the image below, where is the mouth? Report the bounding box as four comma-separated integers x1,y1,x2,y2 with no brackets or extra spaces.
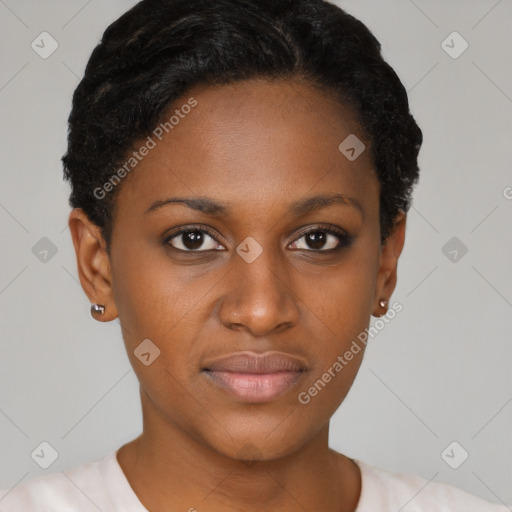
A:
201,351,307,403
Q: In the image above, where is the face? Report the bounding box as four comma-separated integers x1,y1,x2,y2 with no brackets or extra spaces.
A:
70,77,405,462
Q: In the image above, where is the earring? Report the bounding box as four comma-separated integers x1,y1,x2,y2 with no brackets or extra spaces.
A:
91,303,106,316
376,298,388,317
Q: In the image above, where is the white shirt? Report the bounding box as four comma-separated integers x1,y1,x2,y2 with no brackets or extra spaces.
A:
0,448,508,511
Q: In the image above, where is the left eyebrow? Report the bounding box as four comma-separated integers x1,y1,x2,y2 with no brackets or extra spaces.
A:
144,193,363,217
290,193,363,217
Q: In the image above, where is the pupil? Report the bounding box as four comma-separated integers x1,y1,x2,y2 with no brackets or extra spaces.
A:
184,231,203,250
307,231,326,250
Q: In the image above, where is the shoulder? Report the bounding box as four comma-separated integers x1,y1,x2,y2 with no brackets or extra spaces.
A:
0,451,115,512
354,459,509,512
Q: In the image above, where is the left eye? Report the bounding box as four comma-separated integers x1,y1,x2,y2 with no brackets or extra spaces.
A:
289,228,348,251
166,229,224,251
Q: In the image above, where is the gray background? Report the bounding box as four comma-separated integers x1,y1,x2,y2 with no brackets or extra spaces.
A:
1,0,511,507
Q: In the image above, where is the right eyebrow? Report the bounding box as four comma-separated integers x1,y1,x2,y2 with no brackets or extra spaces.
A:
144,197,229,216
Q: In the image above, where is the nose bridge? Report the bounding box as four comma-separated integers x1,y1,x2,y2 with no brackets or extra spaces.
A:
218,237,299,335
238,240,283,295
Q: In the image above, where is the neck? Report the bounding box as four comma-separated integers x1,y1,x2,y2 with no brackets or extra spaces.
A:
116,388,361,511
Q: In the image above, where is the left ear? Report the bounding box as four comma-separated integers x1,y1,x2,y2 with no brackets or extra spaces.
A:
372,209,407,317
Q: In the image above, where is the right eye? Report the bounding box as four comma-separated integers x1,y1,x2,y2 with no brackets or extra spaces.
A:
164,226,225,252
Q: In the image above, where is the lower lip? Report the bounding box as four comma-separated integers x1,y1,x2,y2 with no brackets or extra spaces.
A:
203,370,303,403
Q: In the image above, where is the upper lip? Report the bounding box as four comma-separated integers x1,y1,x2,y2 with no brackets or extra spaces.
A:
202,351,307,373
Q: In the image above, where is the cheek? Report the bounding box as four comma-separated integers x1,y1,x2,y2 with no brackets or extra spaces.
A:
111,245,199,341
292,246,378,399
294,291,369,424
295,251,377,337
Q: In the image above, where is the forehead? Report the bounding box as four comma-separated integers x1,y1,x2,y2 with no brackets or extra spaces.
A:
115,78,378,219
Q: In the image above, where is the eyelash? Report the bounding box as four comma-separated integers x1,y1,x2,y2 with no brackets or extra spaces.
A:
163,223,353,253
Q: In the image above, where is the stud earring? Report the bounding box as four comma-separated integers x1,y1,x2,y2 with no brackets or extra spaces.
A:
375,298,388,317
90,303,106,316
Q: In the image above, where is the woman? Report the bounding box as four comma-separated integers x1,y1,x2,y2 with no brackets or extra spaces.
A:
0,0,507,510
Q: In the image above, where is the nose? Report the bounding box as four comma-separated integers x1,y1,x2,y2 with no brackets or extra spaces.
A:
217,245,300,337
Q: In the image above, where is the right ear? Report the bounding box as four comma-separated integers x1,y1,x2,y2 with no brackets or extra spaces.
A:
67,208,118,322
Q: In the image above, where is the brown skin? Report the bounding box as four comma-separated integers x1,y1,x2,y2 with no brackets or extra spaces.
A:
69,77,406,512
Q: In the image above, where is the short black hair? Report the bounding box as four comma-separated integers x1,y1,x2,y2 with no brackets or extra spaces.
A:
62,0,422,254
